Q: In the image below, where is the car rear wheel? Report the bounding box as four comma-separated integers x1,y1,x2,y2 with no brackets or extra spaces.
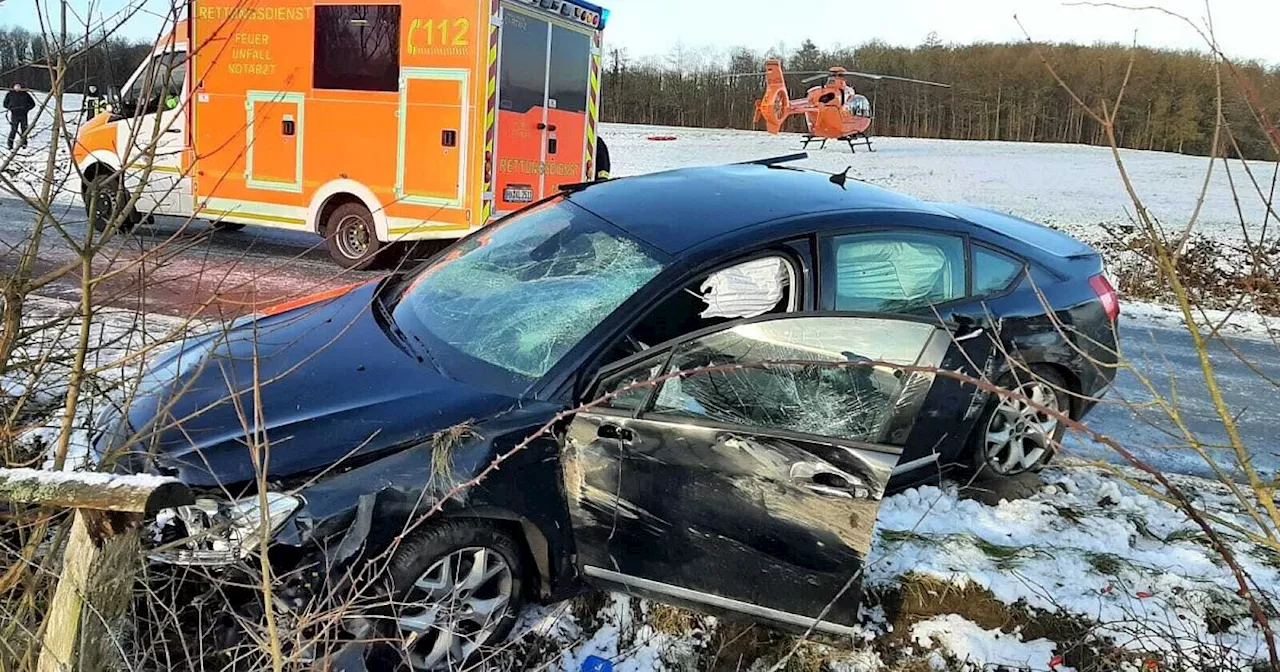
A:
325,202,383,269
382,520,525,671
972,367,1068,477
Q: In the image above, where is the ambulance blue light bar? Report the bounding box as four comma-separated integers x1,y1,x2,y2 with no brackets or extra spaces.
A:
513,0,609,29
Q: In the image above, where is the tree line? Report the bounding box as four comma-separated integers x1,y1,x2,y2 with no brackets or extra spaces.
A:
0,25,152,94
600,37,1280,160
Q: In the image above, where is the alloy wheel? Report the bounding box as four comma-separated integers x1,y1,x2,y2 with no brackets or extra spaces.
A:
983,380,1060,475
395,546,514,671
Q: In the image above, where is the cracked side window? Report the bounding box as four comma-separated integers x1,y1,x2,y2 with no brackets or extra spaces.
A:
394,200,668,379
651,317,936,441
596,354,668,412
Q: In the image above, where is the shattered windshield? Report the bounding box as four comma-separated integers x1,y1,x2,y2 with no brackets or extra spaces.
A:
393,200,668,379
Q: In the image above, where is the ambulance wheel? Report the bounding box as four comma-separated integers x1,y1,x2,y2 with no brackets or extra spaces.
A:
212,221,245,232
84,173,138,234
325,202,383,269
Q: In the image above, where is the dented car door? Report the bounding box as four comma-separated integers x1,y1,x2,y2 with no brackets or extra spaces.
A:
561,314,952,633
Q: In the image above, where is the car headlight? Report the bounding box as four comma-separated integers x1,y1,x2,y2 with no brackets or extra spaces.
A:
150,492,301,566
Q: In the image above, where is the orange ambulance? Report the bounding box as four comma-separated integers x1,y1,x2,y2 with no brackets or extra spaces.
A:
73,0,609,268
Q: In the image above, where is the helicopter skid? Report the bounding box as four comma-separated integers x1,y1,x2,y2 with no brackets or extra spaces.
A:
801,132,875,153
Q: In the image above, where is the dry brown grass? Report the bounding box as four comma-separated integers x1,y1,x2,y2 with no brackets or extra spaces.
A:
649,603,699,636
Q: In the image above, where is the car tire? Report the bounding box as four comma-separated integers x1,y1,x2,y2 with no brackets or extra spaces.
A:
324,202,383,269
380,519,526,671
970,366,1069,478
83,172,138,234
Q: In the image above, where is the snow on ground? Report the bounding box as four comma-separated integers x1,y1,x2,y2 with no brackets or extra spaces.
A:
910,615,1065,672
1121,299,1280,343
2,295,195,470
494,463,1278,670
870,464,1274,668
1,92,83,201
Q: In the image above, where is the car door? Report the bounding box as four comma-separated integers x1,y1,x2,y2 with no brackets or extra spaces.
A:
118,50,191,216
817,225,998,476
560,313,953,633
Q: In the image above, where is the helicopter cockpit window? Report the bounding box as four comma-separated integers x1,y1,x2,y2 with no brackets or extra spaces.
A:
849,94,872,117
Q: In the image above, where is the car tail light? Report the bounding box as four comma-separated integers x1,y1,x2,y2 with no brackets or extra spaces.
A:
1089,274,1120,322
484,151,493,183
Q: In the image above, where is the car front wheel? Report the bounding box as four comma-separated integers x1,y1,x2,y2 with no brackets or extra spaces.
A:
972,367,1068,477
84,172,138,233
382,520,525,671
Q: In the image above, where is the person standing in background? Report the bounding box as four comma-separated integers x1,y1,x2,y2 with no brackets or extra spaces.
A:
83,85,104,122
4,83,36,150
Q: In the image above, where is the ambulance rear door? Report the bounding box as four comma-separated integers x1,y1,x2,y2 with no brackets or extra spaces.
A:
494,0,603,213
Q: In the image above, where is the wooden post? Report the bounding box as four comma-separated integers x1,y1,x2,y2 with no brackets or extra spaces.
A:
0,468,192,672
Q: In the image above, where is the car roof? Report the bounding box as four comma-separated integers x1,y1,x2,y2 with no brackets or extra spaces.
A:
566,162,951,254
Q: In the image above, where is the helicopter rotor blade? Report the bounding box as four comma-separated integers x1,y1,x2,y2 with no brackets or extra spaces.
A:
846,71,951,88
726,69,851,82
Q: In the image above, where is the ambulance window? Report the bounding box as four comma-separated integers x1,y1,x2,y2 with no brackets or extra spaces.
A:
499,12,548,113
314,5,401,92
547,26,590,113
124,52,186,115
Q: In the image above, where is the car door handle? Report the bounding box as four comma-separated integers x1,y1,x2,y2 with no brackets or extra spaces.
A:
164,128,181,134
536,122,547,130
790,462,865,499
596,423,633,442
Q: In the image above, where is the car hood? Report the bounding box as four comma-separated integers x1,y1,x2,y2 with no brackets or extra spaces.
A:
101,281,521,487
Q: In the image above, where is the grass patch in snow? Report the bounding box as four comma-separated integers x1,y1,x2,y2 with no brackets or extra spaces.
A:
870,573,1121,672
869,465,1280,669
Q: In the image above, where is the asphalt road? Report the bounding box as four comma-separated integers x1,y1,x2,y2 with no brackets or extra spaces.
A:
0,194,386,319
1,194,1276,479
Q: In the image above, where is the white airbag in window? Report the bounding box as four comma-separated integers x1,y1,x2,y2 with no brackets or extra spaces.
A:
699,257,789,319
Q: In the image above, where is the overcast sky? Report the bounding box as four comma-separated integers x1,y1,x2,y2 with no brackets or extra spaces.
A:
602,0,1278,64
4,0,1277,64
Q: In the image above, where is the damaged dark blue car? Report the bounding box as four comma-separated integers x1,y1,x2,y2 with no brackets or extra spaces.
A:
96,158,1119,670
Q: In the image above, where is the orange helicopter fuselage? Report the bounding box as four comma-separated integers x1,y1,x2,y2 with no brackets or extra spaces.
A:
755,59,871,139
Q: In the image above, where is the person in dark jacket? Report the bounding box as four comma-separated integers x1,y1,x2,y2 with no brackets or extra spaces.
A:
5,83,36,150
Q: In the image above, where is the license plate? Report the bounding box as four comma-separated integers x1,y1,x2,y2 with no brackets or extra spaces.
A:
503,184,534,203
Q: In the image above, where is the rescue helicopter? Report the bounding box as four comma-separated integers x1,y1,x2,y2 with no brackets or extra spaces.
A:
734,59,950,152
